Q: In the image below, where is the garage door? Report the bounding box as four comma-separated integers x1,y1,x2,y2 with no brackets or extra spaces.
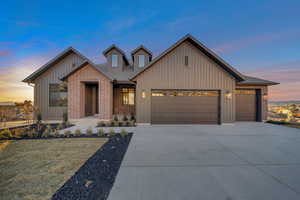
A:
236,89,257,121
151,90,220,124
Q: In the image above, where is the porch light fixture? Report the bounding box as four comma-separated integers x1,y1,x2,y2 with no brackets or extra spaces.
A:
225,91,232,99
142,90,146,99
263,93,268,101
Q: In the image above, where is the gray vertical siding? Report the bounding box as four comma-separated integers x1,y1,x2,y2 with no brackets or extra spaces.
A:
133,41,236,124
34,52,84,120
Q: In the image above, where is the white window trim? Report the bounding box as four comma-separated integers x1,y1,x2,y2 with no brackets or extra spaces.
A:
138,54,145,67
112,54,118,67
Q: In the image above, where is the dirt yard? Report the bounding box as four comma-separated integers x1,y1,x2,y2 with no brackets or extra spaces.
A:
0,138,107,200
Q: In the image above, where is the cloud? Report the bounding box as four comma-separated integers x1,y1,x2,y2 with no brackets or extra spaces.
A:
0,55,51,102
213,29,300,54
0,50,12,57
243,60,300,101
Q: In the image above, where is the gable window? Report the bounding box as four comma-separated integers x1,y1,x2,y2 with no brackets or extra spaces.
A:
112,54,118,67
49,83,67,107
138,54,145,67
122,88,135,105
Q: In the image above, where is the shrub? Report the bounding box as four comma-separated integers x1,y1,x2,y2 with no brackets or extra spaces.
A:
36,112,42,123
74,129,81,137
108,128,115,137
42,129,50,138
110,121,115,127
86,127,93,136
63,112,68,123
65,121,71,128
14,128,24,138
97,121,106,127
57,123,65,130
120,128,128,137
113,115,119,121
97,128,105,137
123,115,128,121
130,114,135,121
118,122,123,127
53,129,60,137
64,130,71,137
46,124,52,132
28,129,38,138
0,129,13,139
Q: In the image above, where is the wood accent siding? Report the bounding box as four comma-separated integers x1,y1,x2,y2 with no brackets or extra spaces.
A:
236,85,268,121
34,52,84,120
67,64,113,120
133,41,236,124
113,87,135,115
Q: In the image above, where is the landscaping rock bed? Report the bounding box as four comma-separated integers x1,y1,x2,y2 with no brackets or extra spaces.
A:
51,133,132,200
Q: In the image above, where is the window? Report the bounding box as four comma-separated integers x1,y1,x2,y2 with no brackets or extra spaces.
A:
138,54,145,67
49,83,67,107
122,88,135,105
112,54,118,67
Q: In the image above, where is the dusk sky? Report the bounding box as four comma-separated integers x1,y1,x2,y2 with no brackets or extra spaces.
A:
0,0,299,102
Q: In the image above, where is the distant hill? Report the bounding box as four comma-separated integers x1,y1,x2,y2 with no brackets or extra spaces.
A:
269,101,300,105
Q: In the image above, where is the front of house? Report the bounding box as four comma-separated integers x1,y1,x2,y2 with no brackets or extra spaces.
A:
23,34,278,124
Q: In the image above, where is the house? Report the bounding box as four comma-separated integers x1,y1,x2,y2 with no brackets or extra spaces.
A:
23,34,279,124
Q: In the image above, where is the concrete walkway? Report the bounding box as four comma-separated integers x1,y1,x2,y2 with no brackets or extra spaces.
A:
108,122,300,200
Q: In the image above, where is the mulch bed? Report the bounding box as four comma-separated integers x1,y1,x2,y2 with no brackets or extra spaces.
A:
51,133,133,200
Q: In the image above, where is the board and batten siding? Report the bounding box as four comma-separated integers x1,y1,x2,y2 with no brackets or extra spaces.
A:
34,52,84,120
133,41,237,124
67,64,113,120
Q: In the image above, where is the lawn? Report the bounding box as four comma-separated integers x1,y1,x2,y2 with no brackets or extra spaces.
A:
0,138,108,200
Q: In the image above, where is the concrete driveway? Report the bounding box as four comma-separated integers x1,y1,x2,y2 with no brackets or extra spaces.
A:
108,122,300,200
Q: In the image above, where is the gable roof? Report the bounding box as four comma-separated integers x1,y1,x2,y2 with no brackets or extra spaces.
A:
238,75,279,86
22,47,89,83
130,34,245,81
102,44,129,65
131,45,153,56
60,60,113,81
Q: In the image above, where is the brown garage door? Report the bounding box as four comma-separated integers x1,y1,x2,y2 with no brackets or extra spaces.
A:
151,90,220,124
236,89,257,121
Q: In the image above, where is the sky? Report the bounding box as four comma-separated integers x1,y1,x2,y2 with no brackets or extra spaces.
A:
0,0,299,102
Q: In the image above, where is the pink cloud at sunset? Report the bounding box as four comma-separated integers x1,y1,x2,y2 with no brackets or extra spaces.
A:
243,62,300,101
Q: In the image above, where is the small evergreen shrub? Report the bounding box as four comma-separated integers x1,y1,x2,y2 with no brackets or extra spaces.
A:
64,130,71,137
42,129,50,138
86,127,93,136
0,129,13,139
108,128,115,137
130,114,135,121
97,128,105,137
74,129,81,137
110,121,115,127
114,115,119,121
29,129,38,138
63,112,68,123
123,115,128,121
120,128,128,137
36,112,42,123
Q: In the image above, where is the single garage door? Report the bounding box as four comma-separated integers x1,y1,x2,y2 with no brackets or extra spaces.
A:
151,90,220,124
236,89,257,121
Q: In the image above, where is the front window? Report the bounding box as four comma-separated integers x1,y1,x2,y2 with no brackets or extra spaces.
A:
49,83,67,107
122,88,135,105
112,54,118,67
138,54,145,67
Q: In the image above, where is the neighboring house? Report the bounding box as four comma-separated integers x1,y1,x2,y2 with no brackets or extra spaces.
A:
0,102,18,121
23,34,279,124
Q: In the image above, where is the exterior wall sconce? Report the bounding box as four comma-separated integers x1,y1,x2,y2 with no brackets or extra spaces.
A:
225,91,232,99
263,93,268,101
142,90,146,99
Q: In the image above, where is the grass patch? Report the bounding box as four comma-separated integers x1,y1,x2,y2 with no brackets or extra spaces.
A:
0,138,108,200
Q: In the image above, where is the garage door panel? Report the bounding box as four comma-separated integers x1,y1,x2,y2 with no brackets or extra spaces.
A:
236,90,257,121
151,90,219,124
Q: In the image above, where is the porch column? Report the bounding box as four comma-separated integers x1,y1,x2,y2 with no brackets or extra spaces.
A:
98,80,113,120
